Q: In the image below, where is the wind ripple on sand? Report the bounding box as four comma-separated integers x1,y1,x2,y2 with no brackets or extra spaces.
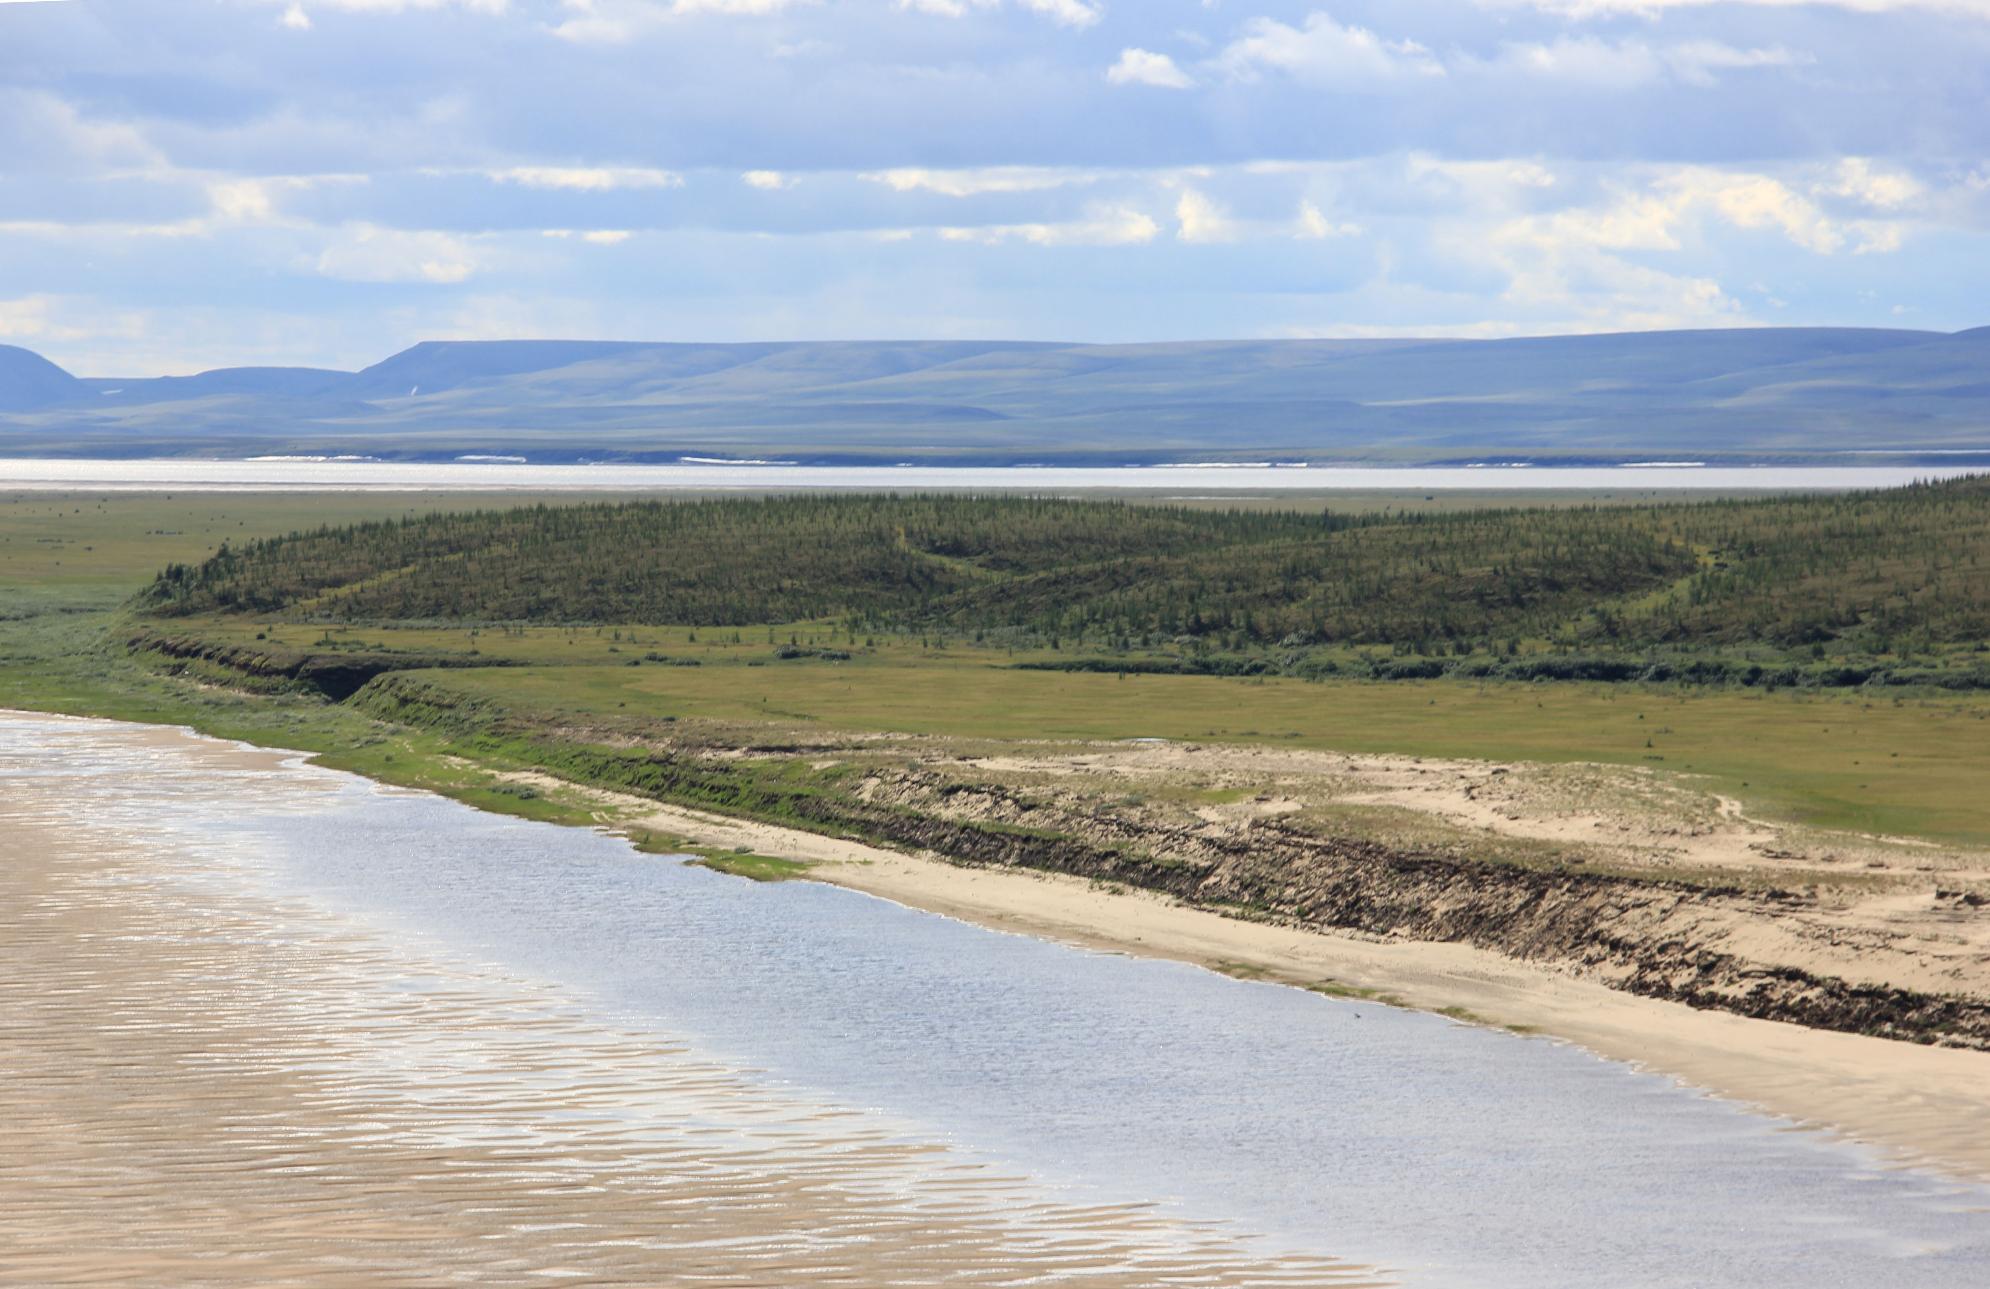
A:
0,725,1382,1287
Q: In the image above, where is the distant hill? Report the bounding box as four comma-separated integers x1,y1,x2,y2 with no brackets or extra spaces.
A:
100,367,356,401
0,345,83,412
4,328,1987,464
346,340,667,399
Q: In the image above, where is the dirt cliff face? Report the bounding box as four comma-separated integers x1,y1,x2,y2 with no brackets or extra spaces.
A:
848,763,1990,1049
126,648,1987,1052
130,629,506,700
329,670,1990,1051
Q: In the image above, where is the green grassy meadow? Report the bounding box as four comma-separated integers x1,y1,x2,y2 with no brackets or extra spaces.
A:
5,487,1989,847
413,657,1990,845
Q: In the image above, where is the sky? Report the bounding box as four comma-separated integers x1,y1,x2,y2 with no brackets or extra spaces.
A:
1,0,1987,375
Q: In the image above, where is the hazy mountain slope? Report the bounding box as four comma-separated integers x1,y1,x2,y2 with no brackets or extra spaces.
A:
1688,327,1990,399
0,345,82,411
3,328,1984,463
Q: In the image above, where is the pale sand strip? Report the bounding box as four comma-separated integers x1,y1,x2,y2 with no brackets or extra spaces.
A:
495,773,1990,1185
0,720,1384,1288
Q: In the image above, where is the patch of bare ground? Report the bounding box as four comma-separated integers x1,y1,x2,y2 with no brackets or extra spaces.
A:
380,700,1990,1178
472,715,1990,1029
932,739,1990,1002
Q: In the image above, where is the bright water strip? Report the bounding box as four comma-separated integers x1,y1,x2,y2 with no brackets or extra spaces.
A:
0,457,1983,492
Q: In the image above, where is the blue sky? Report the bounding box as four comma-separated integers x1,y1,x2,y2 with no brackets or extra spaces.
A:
2,0,1987,374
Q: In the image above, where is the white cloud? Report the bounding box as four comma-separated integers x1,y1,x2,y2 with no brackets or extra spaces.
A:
673,0,811,11
1479,228,1744,331
0,216,185,240
1406,155,1559,204
0,172,360,242
12,0,1990,369
1490,37,1804,88
1851,224,1904,254
1820,158,1923,210
1019,0,1102,27
199,173,365,231
1372,158,1926,338
0,295,151,359
0,296,85,344
939,205,1160,246
1107,48,1195,89
1296,200,1361,239
208,179,278,223
1490,165,1909,263
1175,188,1237,243
896,0,1101,27
1715,182,1904,256
1488,0,1990,18
1681,171,1849,253
266,0,508,12
485,165,682,191
1213,13,1803,93
314,225,481,283
0,89,167,176
1663,41,1808,86
1216,13,1445,86
1496,36,1666,86
540,227,631,243
550,0,820,44
1532,191,1682,251
546,0,632,41
862,165,1096,196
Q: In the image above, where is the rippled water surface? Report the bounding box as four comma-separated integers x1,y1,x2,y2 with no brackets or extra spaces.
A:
4,712,1988,1287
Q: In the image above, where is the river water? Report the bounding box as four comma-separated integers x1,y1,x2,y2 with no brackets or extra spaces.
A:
2,711,1987,1287
0,457,1983,492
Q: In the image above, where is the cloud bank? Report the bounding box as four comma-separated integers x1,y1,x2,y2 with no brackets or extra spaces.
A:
0,0,1984,372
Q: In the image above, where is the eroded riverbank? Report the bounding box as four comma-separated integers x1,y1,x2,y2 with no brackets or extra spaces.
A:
460,762,1990,1186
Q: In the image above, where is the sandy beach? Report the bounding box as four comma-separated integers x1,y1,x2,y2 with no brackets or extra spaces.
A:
494,767,1990,1185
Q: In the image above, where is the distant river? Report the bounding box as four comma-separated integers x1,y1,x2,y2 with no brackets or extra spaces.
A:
3,711,1987,1287
0,457,1983,492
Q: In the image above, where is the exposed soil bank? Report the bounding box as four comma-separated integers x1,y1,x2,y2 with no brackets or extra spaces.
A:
22,664,1990,1184
245,665,1990,1176
351,671,1990,1053
479,771,1990,1187
131,626,507,700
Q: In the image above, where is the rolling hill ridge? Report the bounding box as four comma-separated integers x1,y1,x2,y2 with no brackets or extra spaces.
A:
4,328,1987,464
